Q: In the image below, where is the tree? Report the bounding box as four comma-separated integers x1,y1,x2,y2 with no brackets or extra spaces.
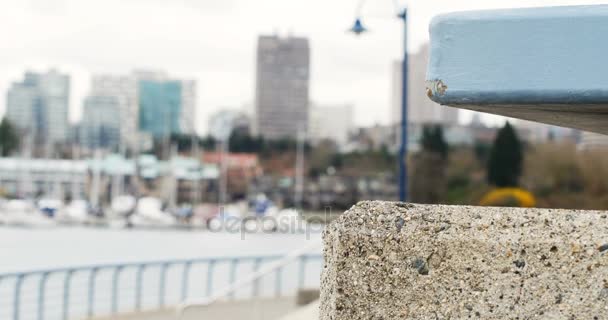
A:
228,131,264,153
420,125,448,159
0,118,19,156
487,121,523,187
166,133,217,153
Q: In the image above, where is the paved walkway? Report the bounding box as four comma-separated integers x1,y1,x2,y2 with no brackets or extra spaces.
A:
278,300,319,320
94,297,296,320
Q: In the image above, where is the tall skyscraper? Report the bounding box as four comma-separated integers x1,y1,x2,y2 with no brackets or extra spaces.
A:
6,70,70,145
80,95,121,149
255,35,310,140
391,44,459,126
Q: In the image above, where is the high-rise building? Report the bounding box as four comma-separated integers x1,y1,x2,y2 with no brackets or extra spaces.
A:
255,35,310,140
5,82,38,133
138,79,182,138
89,71,196,145
80,95,121,149
6,70,70,145
179,80,196,135
308,104,354,146
136,70,195,138
391,44,459,126
89,75,139,149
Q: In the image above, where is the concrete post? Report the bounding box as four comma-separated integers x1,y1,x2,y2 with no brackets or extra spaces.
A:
321,201,608,319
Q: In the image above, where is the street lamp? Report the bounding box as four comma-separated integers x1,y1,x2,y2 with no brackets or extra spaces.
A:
349,18,368,35
349,5,409,202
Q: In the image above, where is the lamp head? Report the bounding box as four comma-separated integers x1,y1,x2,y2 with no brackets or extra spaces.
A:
349,18,367,35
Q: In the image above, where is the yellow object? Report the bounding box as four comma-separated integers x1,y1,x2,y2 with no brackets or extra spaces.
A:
479,188,536,207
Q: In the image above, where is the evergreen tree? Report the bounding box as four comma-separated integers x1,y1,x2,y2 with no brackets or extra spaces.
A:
228,131,265,153
421,125,448,159
0,118,19,156
487,121,523,187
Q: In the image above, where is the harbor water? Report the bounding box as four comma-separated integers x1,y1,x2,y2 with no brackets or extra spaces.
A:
0,226,322,273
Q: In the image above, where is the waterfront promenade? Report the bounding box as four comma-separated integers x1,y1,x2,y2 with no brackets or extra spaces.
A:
0,227,323,320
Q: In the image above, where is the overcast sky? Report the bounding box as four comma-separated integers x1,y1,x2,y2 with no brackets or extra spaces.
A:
1,0,604,134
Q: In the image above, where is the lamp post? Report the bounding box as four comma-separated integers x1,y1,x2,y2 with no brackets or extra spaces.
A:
350,7,409,202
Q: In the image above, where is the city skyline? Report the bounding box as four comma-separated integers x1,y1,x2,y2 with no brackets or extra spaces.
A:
2,0,602,135
5,69,197,151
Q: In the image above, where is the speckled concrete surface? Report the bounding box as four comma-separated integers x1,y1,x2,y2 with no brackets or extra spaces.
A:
320,201,608,319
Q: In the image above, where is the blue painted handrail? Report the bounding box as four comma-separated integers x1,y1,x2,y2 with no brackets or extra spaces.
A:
0,253,323,320
425,5,608,134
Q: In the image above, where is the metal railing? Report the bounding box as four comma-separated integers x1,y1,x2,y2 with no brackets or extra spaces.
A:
178,241,322,317
0,253,323,320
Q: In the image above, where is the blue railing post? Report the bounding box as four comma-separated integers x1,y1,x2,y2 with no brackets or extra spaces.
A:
135,265,145,311
38,272,51,320
181,262,192,301
252,258,262,297
398,8,409,202
13,274,24,320
87,267,99,318
206,260,216,297
0,277,3,318
158,263,169,308
275,266,283,297
298,256,307,289
229,258,238,300
62,270,74,320
111,266,124,315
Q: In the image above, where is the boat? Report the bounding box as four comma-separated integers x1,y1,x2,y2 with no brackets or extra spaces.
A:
109,195,137,217
128,197,177,228
1,199,55,227
56,199,91,224
37,198,64,219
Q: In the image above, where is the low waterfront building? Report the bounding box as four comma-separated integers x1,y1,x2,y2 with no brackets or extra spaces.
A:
0,155,219,203
0,158,87,198
202,152,261,199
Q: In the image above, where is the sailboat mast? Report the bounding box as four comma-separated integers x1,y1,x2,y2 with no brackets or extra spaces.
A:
90,123,102,208
168,143,178,209
90,149,101,208
294,129,305,209
191,134,201,205
218,139,228,205
111,144,125,201
71,143,81,199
